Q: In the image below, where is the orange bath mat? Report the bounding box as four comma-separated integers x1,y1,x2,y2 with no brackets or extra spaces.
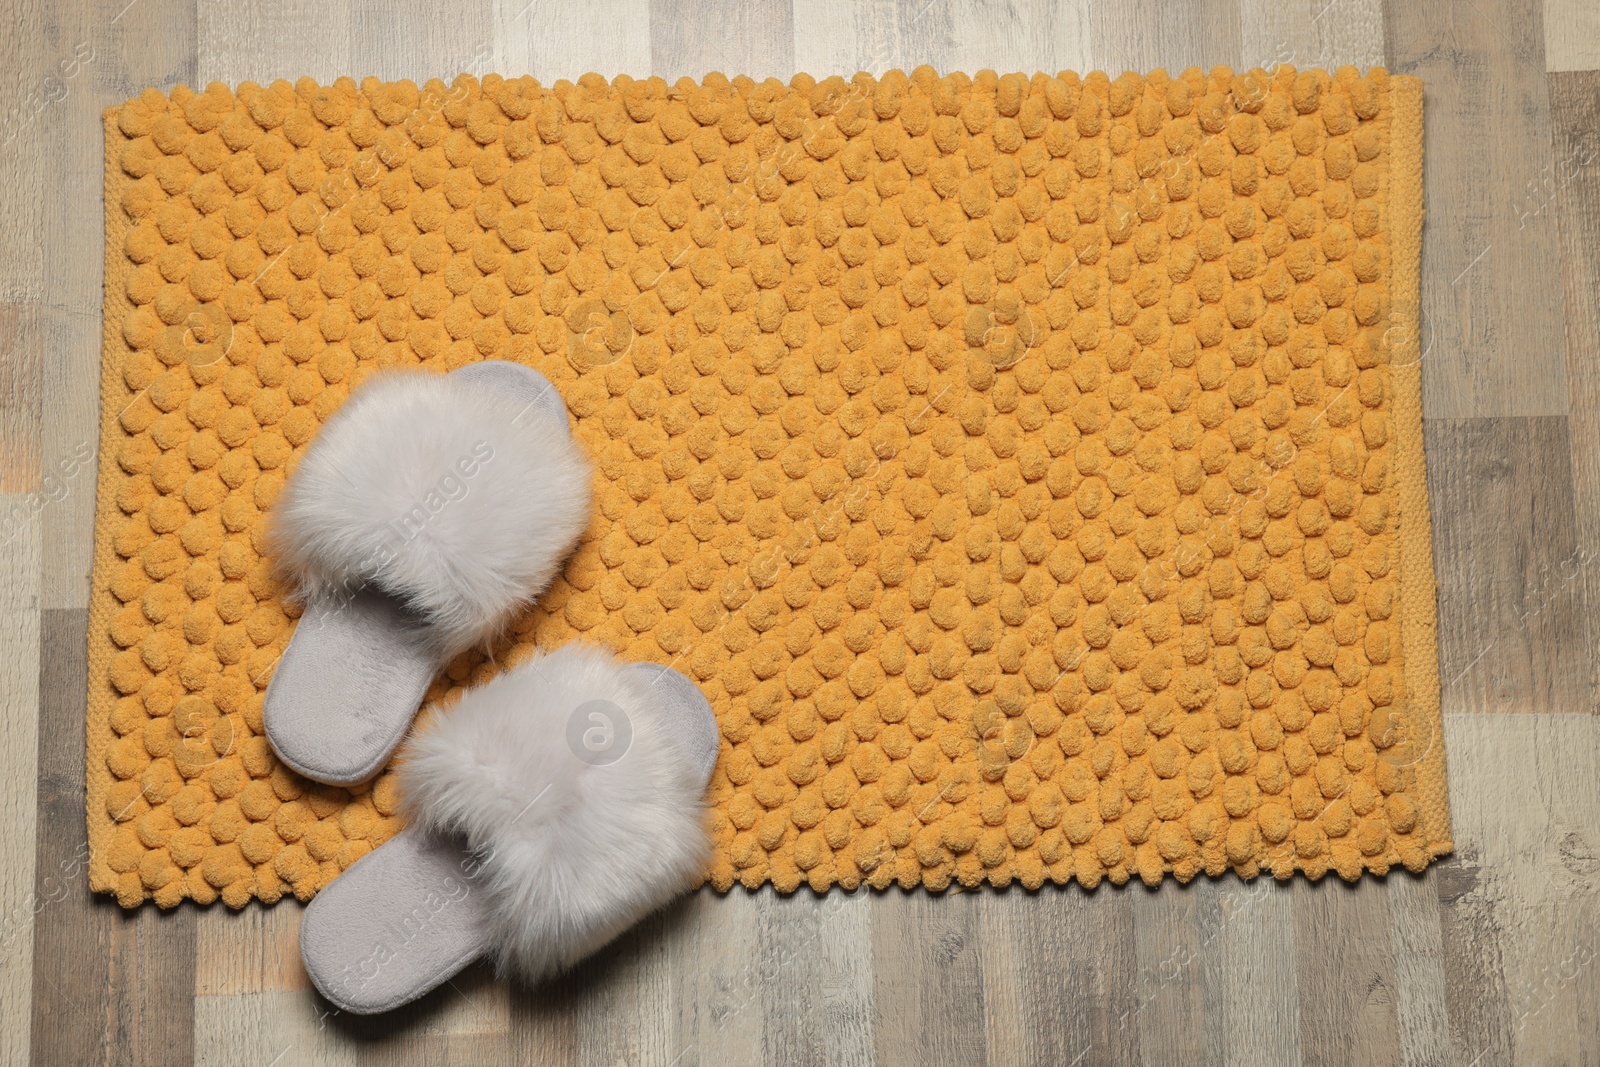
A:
91,65,1448,907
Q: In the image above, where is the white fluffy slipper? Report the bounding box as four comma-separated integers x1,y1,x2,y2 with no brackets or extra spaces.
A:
297,645,720,1015
263,361,592,787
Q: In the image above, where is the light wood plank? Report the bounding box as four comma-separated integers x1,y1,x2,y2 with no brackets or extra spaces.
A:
1542,0,1600,72
1439,712,1600,1065
0,33,56,307
193,904,357,1067
0,505,41,1067
347,0,497,85
344,962,510,1065
1237,0,1384,72
194,903,308,997
793,0,1092,78
196,0,353,87
1087,0,1243,74
195,991,358,1067
651,0,796,83
493,0,652,82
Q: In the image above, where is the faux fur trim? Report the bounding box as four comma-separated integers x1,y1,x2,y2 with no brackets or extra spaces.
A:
267,369,592,660
396,644,713,982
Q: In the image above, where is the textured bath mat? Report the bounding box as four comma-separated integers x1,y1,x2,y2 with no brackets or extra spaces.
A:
92,65,1447,907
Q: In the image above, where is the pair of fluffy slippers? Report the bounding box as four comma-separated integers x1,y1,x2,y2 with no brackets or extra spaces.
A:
262,362,719,1015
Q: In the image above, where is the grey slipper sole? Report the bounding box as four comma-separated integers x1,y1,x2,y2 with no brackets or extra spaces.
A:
298,663,719,1015
263,361,569,788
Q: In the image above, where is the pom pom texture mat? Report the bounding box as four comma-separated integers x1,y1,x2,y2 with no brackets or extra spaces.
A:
92,65,1448,907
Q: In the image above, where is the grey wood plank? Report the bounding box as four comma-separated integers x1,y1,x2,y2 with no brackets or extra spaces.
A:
1292,879,1402,1067
877,890,989,1067
1387,0,1569,418
569,908,675,1067
981,887,1143,1067
758,889,874,1067
1438,875,1508,1067
1385,871,1451,1067
0,304,43,495
33,0,191,610
1213,878,1303,1067
1128,881,1223,1066
1424,417,1593,713
30,609,198,1067
0,24,58,306
1551,71,1600,722
508,980,581,1067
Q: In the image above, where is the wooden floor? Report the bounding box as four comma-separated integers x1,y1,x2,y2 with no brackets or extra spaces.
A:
3,0,1600,1063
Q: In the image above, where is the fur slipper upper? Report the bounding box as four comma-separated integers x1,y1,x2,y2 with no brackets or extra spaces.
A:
396,644,715,982
268,368,592,660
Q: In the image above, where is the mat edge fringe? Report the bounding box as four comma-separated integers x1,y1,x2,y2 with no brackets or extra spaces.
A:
88,105,130,896
1385,76,1452,859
